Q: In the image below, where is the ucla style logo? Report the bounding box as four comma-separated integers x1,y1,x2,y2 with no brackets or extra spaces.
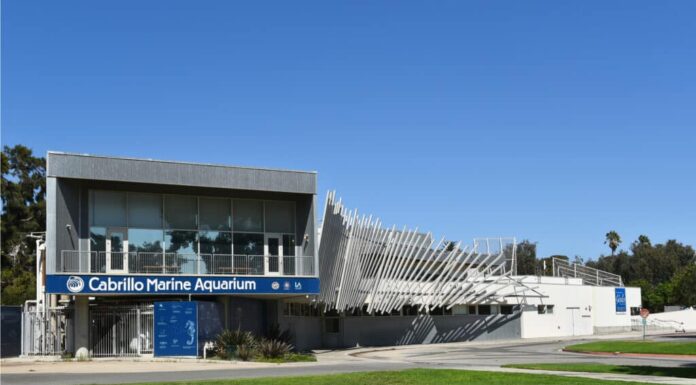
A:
66,276,85,293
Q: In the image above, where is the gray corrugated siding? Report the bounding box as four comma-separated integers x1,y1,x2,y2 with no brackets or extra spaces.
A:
47,153,316,194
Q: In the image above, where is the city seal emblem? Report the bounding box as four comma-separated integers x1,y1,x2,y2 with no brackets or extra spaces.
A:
66,276,85,293
271,281,280,290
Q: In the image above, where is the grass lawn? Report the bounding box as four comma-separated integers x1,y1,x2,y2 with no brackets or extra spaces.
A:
504,363,696,379
113,368,656,385
564,340,696,355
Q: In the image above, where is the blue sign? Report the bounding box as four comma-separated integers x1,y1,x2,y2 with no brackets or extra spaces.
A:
615,287,626,313
154,301,198,357
46,274,320,295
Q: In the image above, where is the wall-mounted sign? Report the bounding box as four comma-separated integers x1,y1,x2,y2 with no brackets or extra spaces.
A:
46,274,320,295
614,287,626,313
154,301,198,357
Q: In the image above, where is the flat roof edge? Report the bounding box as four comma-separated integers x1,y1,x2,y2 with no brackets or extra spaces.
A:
47,151,317,175
47,151,317,195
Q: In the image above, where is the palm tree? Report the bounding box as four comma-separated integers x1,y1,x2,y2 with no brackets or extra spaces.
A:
605,231,622,256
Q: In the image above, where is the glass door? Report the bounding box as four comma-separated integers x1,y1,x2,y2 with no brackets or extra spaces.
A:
106,228,128,274
264,233,283,276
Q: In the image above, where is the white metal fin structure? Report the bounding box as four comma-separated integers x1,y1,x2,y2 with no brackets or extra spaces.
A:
317,191,525,313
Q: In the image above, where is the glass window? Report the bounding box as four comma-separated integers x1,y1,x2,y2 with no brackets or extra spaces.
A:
91,191,127,227
233,233,263,255
128,193,162,229
233,200,264,232
165,230,198,254
264,201,295,233
468,305,477,315
90,227,107,252
402,305,418,316
199,231,232,255
128,229,164,252
546,305,554,314
199,198,231,231
478,305,491,315
430,307,444,316
282,234,295,256
164,195,197,229
500,305,514,315
452,305,468,315
537,305,546,314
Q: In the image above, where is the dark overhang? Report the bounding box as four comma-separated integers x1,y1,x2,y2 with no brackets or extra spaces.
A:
47,152,317,195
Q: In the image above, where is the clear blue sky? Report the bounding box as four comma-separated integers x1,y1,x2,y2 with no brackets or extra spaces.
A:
3,1,695,260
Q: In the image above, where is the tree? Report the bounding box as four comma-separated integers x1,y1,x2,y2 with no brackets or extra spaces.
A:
672,265,696,307
604,231,622,256
1,145,46,305
514,240,537,275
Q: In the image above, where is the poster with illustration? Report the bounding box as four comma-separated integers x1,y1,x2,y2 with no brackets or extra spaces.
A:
154,301,198,357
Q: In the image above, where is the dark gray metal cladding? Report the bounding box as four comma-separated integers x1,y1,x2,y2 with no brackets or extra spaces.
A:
47,152,317,194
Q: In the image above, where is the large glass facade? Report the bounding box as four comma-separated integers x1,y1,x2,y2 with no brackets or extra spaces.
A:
233,200,264,232
87,190,303,274
199,198,231,231
233,233,264,255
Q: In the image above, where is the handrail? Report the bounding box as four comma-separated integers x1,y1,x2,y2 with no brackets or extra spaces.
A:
59,250,316,276
551,257,623,286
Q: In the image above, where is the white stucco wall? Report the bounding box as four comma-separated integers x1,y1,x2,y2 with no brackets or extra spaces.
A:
511,277,641,338
592,286,641,332
517,280,594,338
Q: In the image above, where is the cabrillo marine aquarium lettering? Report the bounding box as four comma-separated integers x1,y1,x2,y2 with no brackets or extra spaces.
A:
88,276,257,293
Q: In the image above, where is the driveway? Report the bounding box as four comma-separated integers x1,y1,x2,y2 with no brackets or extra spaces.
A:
2,333,695,385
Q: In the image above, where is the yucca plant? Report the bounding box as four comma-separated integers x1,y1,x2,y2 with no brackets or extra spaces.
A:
215,329,256,359
236,343,256,361
257,338,292,359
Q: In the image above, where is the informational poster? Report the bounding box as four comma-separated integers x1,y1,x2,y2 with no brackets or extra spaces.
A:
154,301,198,357
614,287,626,313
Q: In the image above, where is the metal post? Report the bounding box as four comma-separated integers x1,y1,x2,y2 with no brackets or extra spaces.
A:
136,309,141,356
642,318,646,341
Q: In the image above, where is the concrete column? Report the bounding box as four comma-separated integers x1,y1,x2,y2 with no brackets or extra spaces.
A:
74,296,90,358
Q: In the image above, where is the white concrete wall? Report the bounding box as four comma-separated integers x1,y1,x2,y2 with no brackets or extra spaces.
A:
592,286,641,333
639,308,696,332
510,277,641,338
517,281,594,338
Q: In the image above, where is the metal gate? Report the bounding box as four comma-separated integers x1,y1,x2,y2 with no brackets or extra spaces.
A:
22,307,72,356
90,305,154,357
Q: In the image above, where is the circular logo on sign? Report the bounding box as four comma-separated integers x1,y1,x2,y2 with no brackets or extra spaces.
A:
66,276,85,293
271,281,280,290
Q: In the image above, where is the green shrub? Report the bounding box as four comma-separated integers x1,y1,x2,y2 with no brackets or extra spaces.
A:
215,329,256,359
267,323,293,345
236,343,256,361
257,338,292,359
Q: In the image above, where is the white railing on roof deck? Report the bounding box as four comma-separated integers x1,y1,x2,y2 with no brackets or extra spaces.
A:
551,257,623,286
58,250,316,276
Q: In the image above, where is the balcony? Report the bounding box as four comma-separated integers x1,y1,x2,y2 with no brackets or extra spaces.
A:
59,250,316,276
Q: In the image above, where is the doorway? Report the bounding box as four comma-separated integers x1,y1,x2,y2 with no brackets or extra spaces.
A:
264,233,283,275
106,228,128,274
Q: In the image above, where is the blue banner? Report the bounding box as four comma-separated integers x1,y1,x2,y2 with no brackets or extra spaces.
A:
46,274,319,295
615,287,626,313
154,301,198,357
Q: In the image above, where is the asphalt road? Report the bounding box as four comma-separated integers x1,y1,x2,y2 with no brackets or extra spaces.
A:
3,334,695,385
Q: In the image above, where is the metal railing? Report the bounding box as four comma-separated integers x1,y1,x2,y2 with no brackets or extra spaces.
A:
631,317,686,333
59,250,316,276
551,257,623,286
22,307,72,356
90,305,154,357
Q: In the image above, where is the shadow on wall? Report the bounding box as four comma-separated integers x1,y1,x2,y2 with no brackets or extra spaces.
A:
395,314,520,345
335,313,521,348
